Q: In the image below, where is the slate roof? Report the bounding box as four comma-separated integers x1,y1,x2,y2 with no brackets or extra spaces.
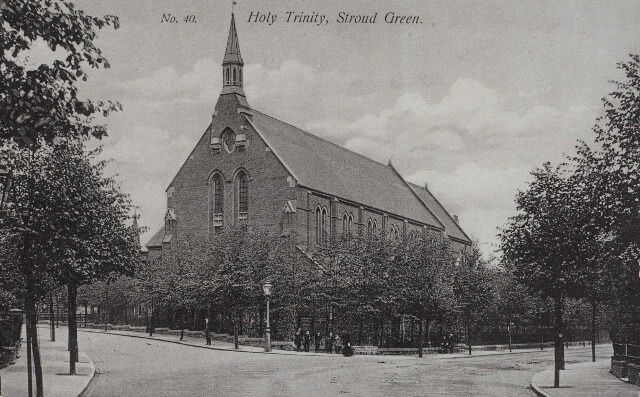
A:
146,227,164,248
223,13,243,65
245,110,448,230
408,182,471,243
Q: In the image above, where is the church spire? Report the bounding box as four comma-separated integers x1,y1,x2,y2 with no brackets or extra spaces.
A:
221,13,245,95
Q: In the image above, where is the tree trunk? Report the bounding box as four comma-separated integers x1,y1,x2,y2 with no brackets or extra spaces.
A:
68,281,79,375
49,293,55,342
104,280,109,332
26,298,33,397
540,314,544,350
25,288,44,397
466,310,472,355
426,319,431,347
418,313,424,358
234,305,239,349
591,299,597,362
553,296,564,388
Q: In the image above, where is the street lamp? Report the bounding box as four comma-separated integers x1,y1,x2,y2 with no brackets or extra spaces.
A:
0,167,13,211
262,280,273,352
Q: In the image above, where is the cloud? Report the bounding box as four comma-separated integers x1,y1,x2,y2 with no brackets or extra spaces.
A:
301,76,595,256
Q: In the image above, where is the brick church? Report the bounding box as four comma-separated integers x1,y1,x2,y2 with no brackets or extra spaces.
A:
144,14,471,258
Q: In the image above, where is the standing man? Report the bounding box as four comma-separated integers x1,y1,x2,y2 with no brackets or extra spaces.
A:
314,332,321,352
294,328,302,351
326,332,333,353
303,330,311,352
205,318,211,345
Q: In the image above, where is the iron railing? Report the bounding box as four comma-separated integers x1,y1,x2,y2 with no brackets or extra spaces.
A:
613,343,640,366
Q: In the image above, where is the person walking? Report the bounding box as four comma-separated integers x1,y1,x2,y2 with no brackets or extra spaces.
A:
326,332,333,353
314,332,321,353
205,318,211,345
294,328,302,351
303,330,311,352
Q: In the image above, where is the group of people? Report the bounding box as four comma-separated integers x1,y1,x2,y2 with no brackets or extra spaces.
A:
294,328,342,354
440,333,456,353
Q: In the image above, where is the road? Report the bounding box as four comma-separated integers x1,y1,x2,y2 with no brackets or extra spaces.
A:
76,330,613,397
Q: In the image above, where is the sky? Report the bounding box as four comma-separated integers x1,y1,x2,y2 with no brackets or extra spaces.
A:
52,0,640,256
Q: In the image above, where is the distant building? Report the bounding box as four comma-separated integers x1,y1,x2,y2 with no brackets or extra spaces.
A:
144,14,471,259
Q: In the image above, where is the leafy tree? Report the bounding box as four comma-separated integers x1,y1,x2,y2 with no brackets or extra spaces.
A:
575,55,640,345
0,141,139,389
454,244,493,355
501,162,583,387
392,232,456,357
1,0,121,147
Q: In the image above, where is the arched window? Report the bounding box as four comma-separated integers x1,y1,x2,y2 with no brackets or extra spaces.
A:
343,213,349,235
321,207,328,245
210,173,224,231
236,171,248,221
348,214,353,234
367,218,373,233
316,205,322,246
233,68,237,84
239,68,243,85
393,225,400,240
372,220,378,233
226,68,230,84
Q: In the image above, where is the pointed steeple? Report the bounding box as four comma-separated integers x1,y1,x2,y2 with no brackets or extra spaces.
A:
223,13,243,65
221,13,246,97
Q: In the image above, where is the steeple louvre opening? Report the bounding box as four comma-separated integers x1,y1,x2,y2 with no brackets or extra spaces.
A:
222,13,244,91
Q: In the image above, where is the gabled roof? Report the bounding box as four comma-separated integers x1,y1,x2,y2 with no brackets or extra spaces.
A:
223,14,243,65
245,110,446,229
408,182,471,243
145,227,164,248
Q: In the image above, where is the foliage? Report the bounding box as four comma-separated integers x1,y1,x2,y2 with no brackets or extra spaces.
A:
0,0,121,146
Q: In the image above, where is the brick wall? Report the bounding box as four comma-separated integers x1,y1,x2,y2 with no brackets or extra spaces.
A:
167,93,296,247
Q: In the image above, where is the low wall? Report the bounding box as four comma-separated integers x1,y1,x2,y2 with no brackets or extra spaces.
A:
628,363,640,385
611,357,628,378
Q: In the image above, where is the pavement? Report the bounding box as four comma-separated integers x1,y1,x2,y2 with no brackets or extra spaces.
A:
75,326,571,359
0,325,94,397
531,360,640,397
3,325,637,396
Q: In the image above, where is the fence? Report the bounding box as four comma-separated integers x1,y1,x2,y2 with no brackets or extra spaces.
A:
613,343,640,366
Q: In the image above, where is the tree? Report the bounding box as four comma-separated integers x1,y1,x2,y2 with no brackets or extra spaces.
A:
392,232,456,357
1,0,121,147
501,162,584,387
454,244,493,355
0,141,139,393
578,55,640,342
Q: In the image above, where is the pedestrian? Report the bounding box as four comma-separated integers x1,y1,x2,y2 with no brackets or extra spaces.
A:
448,333,454,354
314,332,321,353
303,330,311,352
441,335,448,354
326,332,333,353
294,328,302,351
205,318,211,345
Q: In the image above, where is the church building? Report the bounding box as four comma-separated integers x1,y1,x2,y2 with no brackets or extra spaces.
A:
144,14,471,258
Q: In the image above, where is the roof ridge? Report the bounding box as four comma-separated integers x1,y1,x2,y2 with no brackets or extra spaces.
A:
250,108,391,171
407,181,472,243
387,163,446,230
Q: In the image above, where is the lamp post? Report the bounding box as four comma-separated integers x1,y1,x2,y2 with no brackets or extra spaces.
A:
262,280,273,352
0,167,13,211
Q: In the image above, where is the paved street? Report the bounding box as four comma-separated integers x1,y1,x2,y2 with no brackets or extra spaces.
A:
75,329,615,397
